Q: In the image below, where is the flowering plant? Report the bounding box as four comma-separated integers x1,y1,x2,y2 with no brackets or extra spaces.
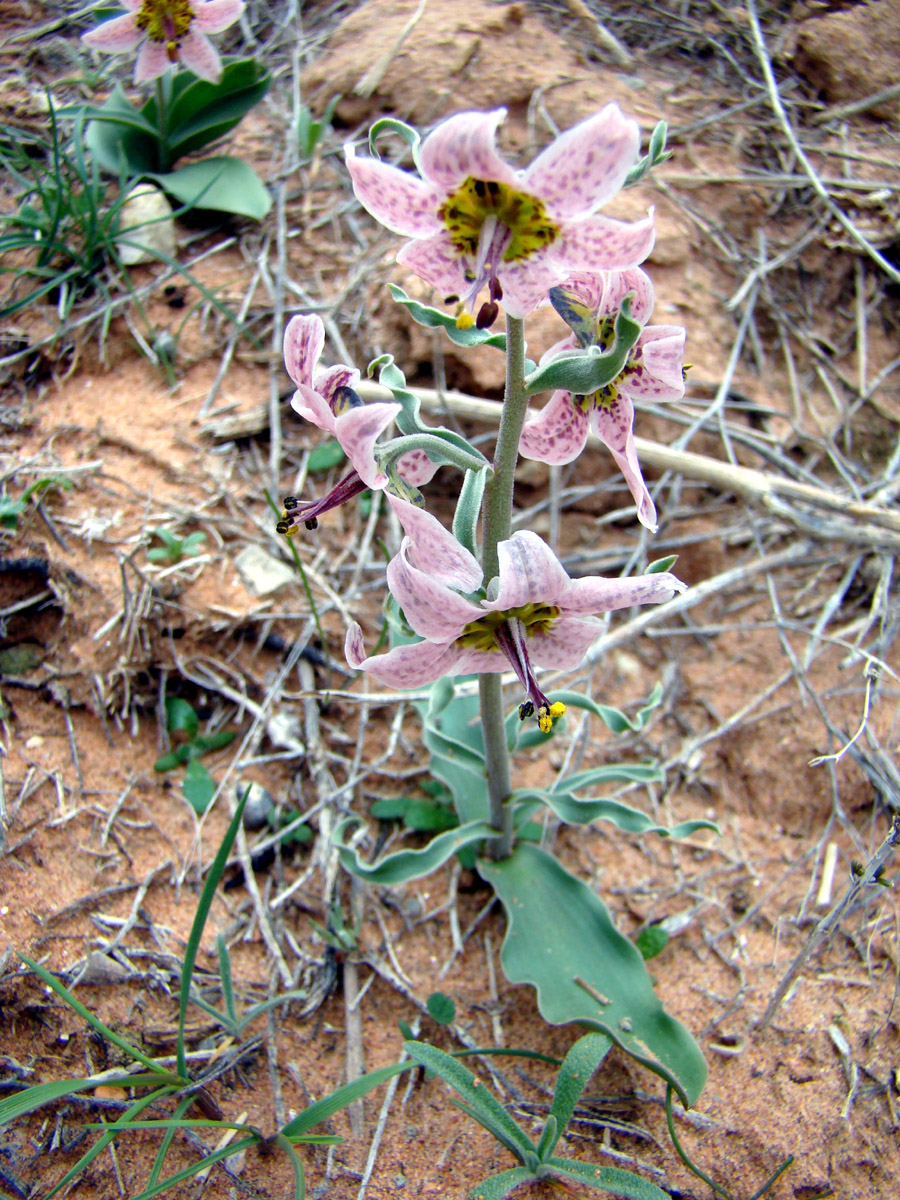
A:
283,106,715,1121
78,1,271,218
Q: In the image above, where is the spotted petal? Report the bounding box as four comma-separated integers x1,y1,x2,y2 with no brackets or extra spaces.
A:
482,531,575,611
346,625,498,689
528,616,606,670
523,104,640,220
177,29,223,83
134,39,172,83
589,394,657,531
345,146,441,237
335,402,401,489
625,327,686,401
496,251,568,320
387,497,482,591
519,389,590,466
559,568,686,615
419,109,518,193
553,209,656,272
397,234,468,300
386,540,480,641
284,314,324,388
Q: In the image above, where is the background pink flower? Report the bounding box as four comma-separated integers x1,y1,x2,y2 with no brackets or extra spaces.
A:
83,0,245,84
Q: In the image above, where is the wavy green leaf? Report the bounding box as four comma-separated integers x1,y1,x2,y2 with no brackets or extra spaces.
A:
524,299,640,396
334,817,493,884
478,844,707,1107
511,784,716,839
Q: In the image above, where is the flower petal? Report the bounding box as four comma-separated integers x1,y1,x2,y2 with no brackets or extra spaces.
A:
523,104,640,219
528,615,605,669
347,631,498,689
178,29,223,83
626,327,686,400
82,12,141,51
419,109,517,192
134,39,171,83
314,363,361,402
291,383,336,435
386,539,480,640
284,314,323,388
496,250,566,319
553,209,655,272
519,390,589,466
559,569,686,615
396,233,467,299
335,402,400,488
396,447,439,486
482,531,574,611
387,496,482,590
345,146,441,237
589,394,657,530
193,0,245,34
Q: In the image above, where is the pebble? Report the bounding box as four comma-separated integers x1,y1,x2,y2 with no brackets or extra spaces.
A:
238,781,275,830
117,184,176,266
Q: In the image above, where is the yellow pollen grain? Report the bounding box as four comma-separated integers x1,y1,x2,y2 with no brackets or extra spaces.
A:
456,312,475,330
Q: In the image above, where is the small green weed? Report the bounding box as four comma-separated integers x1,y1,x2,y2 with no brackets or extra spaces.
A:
0,476,73,532
153,697,235,814
147,527,207,565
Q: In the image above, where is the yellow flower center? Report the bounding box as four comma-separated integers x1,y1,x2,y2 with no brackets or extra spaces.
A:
135,0,195,57
439,177,559,262
457,603,560,652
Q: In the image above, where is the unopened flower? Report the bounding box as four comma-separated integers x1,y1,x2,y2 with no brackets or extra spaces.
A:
519,269,686,531
82,0,245,85
346,499,685,729
278,314,436,535
345,106,655,326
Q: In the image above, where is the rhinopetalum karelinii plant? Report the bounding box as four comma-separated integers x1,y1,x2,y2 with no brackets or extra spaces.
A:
281,105,716,1122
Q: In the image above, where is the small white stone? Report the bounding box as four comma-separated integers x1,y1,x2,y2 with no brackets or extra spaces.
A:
234,545,296,596
117,184,176,266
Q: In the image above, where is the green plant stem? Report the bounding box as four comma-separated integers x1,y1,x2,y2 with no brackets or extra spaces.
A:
480,313,529,860
154,72,172,172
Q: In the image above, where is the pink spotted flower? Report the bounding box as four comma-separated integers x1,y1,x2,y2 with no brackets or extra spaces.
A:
346,499,686,730
519,269,686,531
82,0,245,85
345,106,655,327
278,314,437,534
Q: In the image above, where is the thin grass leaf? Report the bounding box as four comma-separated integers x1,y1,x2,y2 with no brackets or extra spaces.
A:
43,1087,172,1200
217,934,239,1027
18,955,166,1074
280,1060,414,1138
147,1094,194,1191
127,1134,258,1200
177,787,250,1077
0,1071,172,1127
275,1133,307,1200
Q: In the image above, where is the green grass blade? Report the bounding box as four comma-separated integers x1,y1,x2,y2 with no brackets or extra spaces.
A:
177,787,250,1077
128,1134,258,1200
263,489,328,659
0,1071,173,1127
147,1095,194,1190
45,1087,172,1200
217,934,239,1027
276,1133,306,1200
280,1060,414,1138
18,956,165,1074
